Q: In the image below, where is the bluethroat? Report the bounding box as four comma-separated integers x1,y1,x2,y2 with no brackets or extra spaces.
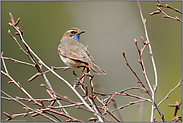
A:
58,27,106,75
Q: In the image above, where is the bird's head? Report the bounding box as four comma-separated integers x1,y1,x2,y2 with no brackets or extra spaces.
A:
64,27,85,42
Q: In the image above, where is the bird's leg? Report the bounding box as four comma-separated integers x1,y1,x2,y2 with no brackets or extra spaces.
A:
79,66,86,81
79,67,93,86
73,71,79,80
79,66,91,80
73,71,85,88
84,72,94,96
86,67,90,73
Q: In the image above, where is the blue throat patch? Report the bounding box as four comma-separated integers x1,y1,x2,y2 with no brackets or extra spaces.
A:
71,34,81,42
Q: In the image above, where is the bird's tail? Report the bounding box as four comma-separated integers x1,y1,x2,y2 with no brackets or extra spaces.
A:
88,61,106,75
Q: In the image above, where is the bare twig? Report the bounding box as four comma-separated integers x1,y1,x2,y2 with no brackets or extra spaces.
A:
122,51,146,89
1,90,57,122
3,56,34,67
76,105,111,122
137,2,158,93
156,1,182,14
1,96,53,102
8,29,35,65
43,111,63,122
167,100,182,116
1,52,9,75
156,78,182,108
48,109,83,122
172,116,182,122
150,1,182,22
137,1,160,122
1,70,42,107
111,100,147,113
23,107,36,122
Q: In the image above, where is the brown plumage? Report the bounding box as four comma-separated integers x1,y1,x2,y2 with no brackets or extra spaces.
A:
58,27,106,75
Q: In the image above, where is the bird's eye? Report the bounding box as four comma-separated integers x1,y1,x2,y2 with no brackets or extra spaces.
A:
70,31,76,34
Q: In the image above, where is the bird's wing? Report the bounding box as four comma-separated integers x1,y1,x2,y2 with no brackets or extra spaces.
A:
58,38,96,64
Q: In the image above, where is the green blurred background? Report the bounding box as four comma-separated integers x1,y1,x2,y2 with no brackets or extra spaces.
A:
1,1,182,122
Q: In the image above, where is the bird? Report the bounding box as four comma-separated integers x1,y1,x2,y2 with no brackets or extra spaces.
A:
58,27,106,75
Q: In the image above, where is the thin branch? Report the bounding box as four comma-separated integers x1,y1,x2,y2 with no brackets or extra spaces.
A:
156,1,182,14
43,111,63,122
122,51,146,89
1,96,53,102
122,92,151,103
76,105,111,122
150,1,182,22
172,116,182,122
111,100,147,113
23,107,36,122
167,100,182,116
137,1,160,122
93,87,151,103
137,2,158,93
1,90,57,122
8,30,35,64
3,56,34,67
1,52,9,75
155,78,182,108
48,109,83,122
1,70,42,107
41,70,69,115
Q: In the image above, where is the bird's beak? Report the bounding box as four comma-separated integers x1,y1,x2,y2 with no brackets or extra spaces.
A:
79,30,85,34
